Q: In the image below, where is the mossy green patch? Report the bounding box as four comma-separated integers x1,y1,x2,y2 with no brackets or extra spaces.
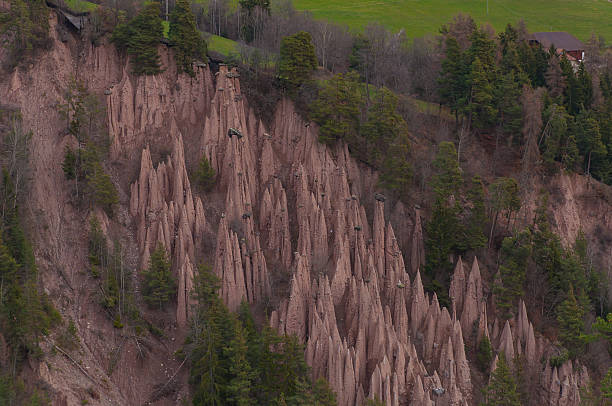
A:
293,0,612,41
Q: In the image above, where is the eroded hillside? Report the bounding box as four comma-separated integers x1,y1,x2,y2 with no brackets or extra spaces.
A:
1,14,611,406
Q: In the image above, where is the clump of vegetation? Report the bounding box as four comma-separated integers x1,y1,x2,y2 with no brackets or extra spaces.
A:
556,286,587,358
194,154,216,192
476,336,493,373
310,72,413,199
481,354,521,406
601,367,612,402
0,0,50,70
548,348,569,368
184,265,337,405
111,2,164,76
87,218,138,329
0,110,60,402
142,244,176,309
591,312,612,352
494,230,531,320
278,31,318,92
169,0,207,76
57,319,80,351
59,78,118,216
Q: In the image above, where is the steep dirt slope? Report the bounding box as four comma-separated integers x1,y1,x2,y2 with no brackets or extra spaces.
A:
1,15,611,405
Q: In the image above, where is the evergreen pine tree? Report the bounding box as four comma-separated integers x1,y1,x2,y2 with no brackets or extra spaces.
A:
169,0,207,76
469,57,497,130
557,285,586,358
460,175,487,251
467,27,496,73
495,72,523,135
195,154,216,192
310,72,361,145
431,141,462,201
278,31,318,91
0,0,49,68
224,323,254,406
142,244,176,309
312,378,337,406
378,134,412,199
112,2,163,75
494,230,532,319
426,142,463,275
438,36,469,122
477,336,493,373
592,313,612,348
575,115,607,176
482,354,521,406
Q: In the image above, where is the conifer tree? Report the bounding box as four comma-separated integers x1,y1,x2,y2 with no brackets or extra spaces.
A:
278,31,318,91
312,378,337,406
195,154,216,192
0,0,49,68
469,57,497,130
495,72,523,135
142,244,176,309
592,313,612,349
494,230,531,319
169,0,207,76
459,175,487,251
477,336,493,373
378,134,412,199
467,27,496,73
112,2,163,75
431,141,463,201
224,323,254,406
426,142,463,275
438,36,469,123
310,72,361,145
557,285,586,358
541,104,578,173
575,115,607,176
482,354,521,406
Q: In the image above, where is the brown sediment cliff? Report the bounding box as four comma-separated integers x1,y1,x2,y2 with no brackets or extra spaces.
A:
0,15,609,405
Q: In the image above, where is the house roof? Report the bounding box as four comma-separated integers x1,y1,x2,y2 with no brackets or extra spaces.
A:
530,32,584,51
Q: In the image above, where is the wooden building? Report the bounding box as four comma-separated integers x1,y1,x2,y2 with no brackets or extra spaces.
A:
529,32,585,63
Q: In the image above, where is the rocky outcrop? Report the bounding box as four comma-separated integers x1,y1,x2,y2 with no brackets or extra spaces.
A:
130,133,207,326
2,17,601,404
125,62,591,404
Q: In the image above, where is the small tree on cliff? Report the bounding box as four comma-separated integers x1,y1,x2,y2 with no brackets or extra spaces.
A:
278,31,317,92
557,285,587,358
169,0,207,76
425,141,463,275
112,2,163,76
482,354,521,406
142,244,176,309
194,154,216,192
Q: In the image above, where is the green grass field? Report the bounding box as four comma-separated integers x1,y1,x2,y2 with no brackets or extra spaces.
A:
63,0,97,13
293,0,612,41
207,34,240,55
64,0,98,13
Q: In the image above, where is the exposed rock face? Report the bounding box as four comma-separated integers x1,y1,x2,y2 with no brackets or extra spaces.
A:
130,133,207,326
0,17,602,405
106,61,596,404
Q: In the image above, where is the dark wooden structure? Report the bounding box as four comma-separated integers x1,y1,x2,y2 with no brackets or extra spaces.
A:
45,0,90,31
529,32,585,62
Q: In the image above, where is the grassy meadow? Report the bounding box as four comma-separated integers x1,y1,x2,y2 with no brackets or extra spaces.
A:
293,0,612,41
